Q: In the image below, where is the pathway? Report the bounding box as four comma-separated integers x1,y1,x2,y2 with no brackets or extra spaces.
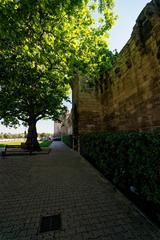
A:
0,141,160,240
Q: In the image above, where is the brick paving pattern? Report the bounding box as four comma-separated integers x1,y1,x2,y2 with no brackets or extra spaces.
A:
0,141,160,240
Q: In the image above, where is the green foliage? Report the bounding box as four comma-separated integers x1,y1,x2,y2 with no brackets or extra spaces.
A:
0,133,24,139
0,0,116,129
62,135,73,148
0,132,52,139
80,130,160,204
38,133,52,138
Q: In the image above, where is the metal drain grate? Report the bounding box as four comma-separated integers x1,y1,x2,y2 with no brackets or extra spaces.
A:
40,214,61,233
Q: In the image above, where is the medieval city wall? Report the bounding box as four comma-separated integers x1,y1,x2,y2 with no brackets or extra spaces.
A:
72,76,104,135
101,0,160,131
72,0,160,138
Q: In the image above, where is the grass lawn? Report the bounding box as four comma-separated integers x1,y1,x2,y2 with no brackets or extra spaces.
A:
0,140,52,148
0,141,22,147
39,141,52,147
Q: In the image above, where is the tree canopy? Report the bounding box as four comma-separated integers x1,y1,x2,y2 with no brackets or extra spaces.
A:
0,0,116,149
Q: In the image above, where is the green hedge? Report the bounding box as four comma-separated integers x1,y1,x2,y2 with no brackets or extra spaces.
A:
80,130,160,204
62,135,73,148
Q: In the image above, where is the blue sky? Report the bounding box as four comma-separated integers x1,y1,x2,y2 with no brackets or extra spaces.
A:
108,0,150,51
0,0,150,134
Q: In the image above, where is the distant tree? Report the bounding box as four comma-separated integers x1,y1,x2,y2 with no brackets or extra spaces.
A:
3,133,9,139
0,0,116,150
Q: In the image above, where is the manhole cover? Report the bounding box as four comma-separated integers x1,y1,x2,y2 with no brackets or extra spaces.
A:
40,214,61,233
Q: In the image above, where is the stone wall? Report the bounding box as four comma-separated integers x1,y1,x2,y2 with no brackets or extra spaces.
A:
54,121,62,137
72,0,160,145
61,112,72,135
54,112,72,137
72,76,104,135
101,0,160,131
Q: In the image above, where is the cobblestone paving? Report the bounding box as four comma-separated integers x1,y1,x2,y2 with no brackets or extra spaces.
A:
0,141,160,240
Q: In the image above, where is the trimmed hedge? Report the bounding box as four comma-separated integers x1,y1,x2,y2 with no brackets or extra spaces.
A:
80,130,160,204
62,135,73,148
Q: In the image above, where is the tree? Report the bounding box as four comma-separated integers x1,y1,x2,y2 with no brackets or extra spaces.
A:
0,0,116,150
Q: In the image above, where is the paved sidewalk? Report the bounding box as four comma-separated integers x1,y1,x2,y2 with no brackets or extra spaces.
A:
0,141,160,240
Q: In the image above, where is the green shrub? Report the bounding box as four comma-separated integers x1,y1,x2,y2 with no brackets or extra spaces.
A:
80,130,160,204
62,135,73,148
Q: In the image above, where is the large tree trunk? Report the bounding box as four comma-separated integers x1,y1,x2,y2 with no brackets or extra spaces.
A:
23,119,41,151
